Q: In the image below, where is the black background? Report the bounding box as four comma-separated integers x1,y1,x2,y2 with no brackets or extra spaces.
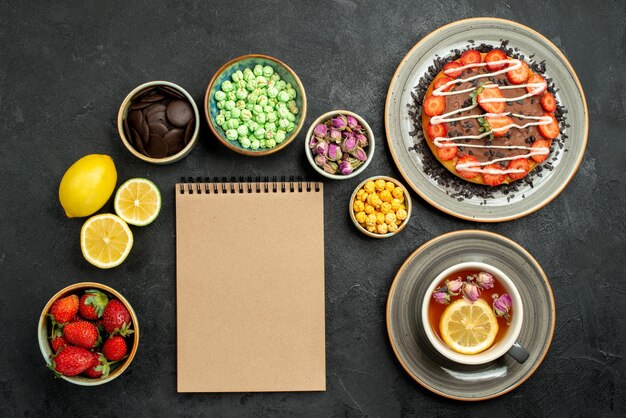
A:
1,1,625,416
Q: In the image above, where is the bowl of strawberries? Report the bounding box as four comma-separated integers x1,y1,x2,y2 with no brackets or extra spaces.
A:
38,282,139,385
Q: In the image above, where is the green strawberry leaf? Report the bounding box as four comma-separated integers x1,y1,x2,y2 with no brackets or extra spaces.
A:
84,290,109,318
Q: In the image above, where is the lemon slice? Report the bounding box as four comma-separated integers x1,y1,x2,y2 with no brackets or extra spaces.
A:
81,214,133,269
439,298,498,355
114,178,161,226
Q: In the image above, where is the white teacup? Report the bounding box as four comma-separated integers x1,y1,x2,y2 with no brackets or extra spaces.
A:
421,261,527,365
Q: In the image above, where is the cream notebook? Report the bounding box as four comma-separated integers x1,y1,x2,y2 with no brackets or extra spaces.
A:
175,177,325,392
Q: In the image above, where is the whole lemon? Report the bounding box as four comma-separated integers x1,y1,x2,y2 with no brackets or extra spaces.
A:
59,154,117,218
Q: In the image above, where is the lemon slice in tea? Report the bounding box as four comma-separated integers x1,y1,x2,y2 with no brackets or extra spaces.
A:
114,178,161,226
439,298,498,355
80,214,133,269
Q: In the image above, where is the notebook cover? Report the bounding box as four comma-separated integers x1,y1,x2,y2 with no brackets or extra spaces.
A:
175,181,325,392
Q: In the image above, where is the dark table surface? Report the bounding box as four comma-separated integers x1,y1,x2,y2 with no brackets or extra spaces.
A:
2,1,625,416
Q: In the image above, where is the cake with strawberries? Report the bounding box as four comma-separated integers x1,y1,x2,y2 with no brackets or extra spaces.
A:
420,48,560,186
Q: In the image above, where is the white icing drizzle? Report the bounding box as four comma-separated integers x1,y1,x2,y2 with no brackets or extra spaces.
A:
427,57,552,175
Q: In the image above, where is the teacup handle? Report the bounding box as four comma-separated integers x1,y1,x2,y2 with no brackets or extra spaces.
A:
508,341,530,363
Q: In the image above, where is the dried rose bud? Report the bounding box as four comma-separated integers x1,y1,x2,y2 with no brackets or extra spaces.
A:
476,272,495,290
329,128,342,143
348,157,363,169
342,135,358,153
327,143,342,161
462,281,480,302
315,141,329,156
332,115,347,130
493,293,512,323
313,123,327,138
338,160,353,175
355,133,368,148
350,147,367,162
309,135,319,149
433,289,450,304
446,278,463,295
323,161,338,174
314,154,326,167
346,115,359,129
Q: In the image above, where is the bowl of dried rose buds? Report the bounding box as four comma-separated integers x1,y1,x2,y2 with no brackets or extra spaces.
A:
305,110,375,179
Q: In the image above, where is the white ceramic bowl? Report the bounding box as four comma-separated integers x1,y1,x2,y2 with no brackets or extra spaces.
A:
421,261,523,365
304,110,375,180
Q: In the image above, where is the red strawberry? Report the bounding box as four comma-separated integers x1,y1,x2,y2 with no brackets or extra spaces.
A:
63,321,99,349
50,336,68,353
508,158,530,180
506,60,529,85
487,115,515,137
538,114,560,139
434,76,454,92
70,314,82,323
423,95,446,117
540,93,557,112
102,299,133,336
49,294,79,324
526,73,547,95
477,86,506,114
482,164,506,186
83,352,108,378
437,145,458,161
50,346,93,376
485,49,508,71
425,122,447,139
103,336,128,361
443,61,463,78
79,290,109,320
531,139,551,162
455,155,480,179
460,49,482,66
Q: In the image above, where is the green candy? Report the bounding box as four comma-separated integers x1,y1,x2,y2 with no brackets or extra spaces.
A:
268,98,277,107
216,101,225,110
254,127,266,138
262,66,274,77
215,91,227,101
277,91,290,102
237,80,247,89
278,118,290,129
267,86,279,98
247,120,259,132
253,65,264,76
237,124,249,136
236,88,248,100
286,112,296,122
250,139,260,150
246,79,257,91
265,122,277,132
215,114,226,126
265,130,275,140
266,112,277,123
270,73,280,82
258,95,268,106
263,105,273,114
286,122,296,132
266,138,277,148
267,78,276,88
247,92,259,104
259,139,267,148
230,108,241,119
256,113,267,124
240,136,251,148
256,76,268,87
226,129,238,141
221,80,234,92
223,110,231,121
225,100,236,111
240,109,252,121
275,80,286,91
287,88,297,100
277,107,290,119
286,82,293,90
225,118,240,130
289,106,299,115
231,70,244,82
275,102,287,110
287,100,296,109
236,100,246,109
275,130,286,144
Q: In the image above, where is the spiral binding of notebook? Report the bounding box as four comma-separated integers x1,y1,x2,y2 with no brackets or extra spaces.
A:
178,175,322,194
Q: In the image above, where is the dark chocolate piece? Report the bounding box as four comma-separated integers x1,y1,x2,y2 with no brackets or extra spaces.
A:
145,134,168,158
166,100,194,127
148,122,169,136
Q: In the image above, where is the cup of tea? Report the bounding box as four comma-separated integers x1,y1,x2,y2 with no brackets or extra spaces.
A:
421,261,529,365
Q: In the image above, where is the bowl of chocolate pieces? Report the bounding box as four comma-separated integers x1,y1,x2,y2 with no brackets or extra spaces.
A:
117,81,200,164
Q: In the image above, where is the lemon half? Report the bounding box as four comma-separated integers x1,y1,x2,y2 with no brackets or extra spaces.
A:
439,298,499,355
80,214,133,269
114,178,161,226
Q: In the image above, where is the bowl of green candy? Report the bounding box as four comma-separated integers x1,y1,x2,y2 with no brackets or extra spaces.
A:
205,54,307,156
